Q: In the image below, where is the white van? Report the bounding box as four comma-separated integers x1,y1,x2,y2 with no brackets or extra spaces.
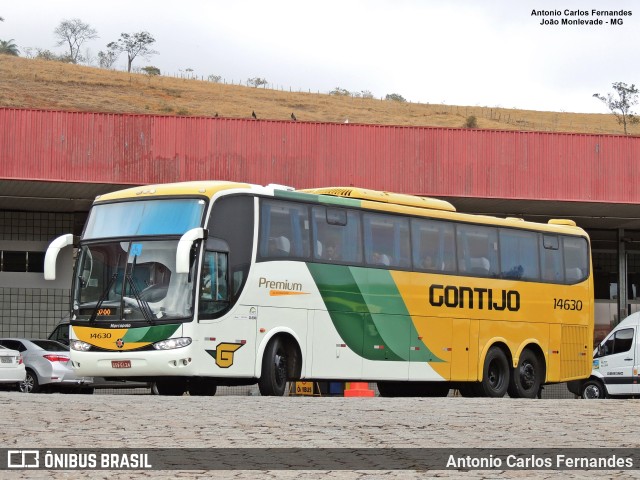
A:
568,312,640,399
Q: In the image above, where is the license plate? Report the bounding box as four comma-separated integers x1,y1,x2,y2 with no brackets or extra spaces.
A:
1,357,11,364
111,360,131,369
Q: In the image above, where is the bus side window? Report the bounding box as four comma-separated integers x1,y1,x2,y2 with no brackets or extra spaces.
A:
499,229,540,281
363,212,409,268
540,234,563,283
312,207,362,264
563,236,589,284
411,218,455,272
199,251,228,316
456,224,499,278
259,200,310,259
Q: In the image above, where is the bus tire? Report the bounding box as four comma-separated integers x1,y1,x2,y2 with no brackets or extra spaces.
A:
581,379,606,399
508,349,543,399
258,336,288,396
154,379,187,396
189,379,217,396
479,347,510,397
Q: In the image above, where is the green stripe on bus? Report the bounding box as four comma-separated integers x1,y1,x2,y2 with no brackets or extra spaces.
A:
122,324,181,343
307,264,441,362
274,190,361,208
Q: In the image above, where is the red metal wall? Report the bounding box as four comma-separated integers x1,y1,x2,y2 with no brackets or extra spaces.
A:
1,107,639,203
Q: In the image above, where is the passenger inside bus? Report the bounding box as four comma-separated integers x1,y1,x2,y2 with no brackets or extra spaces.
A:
268,236,290,257
325,243,340,261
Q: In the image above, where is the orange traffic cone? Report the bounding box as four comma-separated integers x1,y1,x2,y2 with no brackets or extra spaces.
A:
343,382,375,397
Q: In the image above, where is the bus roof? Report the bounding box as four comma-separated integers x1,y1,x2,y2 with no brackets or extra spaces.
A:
94,181,253,202
94,181,587,237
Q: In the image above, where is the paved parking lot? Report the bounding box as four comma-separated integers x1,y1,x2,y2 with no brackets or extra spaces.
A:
1,391,639,479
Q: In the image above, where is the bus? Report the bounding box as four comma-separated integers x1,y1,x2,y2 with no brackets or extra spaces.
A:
44,181,593,397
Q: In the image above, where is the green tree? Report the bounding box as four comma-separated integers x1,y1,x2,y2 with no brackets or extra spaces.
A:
247,77,268,88
97,49,118,69
593,82,639,135
330,87,351,96
385,93,406,102
0,39,19,56
464,115,478,128
107,31,157,73
54,19,98,64
142,66,161,76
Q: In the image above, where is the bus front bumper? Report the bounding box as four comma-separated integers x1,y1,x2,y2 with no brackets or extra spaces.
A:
70,347,197,377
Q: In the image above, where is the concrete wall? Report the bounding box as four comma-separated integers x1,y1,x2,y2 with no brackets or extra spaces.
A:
0,211,75,338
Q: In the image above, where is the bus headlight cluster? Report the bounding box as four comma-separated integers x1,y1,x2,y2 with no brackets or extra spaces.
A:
153,337,192,350
70,340,92,351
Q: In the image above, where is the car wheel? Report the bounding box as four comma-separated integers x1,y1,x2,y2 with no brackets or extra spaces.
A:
20,370,40,393
581,379,606,399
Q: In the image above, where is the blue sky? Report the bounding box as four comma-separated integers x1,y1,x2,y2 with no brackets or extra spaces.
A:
2,0,638,113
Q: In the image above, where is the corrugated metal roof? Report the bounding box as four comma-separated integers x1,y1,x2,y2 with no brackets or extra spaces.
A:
1,107,640,204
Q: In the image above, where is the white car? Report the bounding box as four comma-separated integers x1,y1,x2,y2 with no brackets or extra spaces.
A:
567,312,640,399
0,345,26,389
0,338,93,393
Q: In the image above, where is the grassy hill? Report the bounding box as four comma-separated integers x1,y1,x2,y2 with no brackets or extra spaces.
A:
0,55,636,136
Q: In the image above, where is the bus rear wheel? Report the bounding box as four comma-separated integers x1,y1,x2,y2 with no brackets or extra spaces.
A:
258,337,288,396
508,349,543,399
479,347,510,397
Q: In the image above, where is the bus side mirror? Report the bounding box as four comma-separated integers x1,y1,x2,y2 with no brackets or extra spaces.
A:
176,228,206,274
44,234,74,281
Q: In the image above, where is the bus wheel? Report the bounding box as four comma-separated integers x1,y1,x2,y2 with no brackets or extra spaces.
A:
154,379,187,396
189,379,217,396
508,349,543,399
258,337,288,396
480,347,510,397
581,379,606,399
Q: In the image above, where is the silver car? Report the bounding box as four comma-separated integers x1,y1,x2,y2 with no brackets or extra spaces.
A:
0,345,26,388
0,338,93,393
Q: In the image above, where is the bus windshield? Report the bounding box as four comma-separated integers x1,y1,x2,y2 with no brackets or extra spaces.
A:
84,198,206,240
73,240,195,323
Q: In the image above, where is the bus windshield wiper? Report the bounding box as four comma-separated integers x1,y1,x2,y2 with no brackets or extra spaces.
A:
124,274,155,325
89,272,118,323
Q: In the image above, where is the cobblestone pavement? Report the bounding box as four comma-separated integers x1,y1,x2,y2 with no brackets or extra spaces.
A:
1,391,639,479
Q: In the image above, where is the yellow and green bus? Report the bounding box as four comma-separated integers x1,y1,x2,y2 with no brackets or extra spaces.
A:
44,181,593,397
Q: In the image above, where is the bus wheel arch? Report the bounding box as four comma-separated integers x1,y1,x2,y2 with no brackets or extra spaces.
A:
257,332,302,396
478,343,511,397
508,344,546,399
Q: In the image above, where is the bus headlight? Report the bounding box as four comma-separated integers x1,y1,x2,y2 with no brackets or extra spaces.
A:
153,337,192,350
70,340,92,351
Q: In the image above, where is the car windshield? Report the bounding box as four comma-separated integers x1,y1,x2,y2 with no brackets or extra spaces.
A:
30,340,68,351
73,240,196,323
